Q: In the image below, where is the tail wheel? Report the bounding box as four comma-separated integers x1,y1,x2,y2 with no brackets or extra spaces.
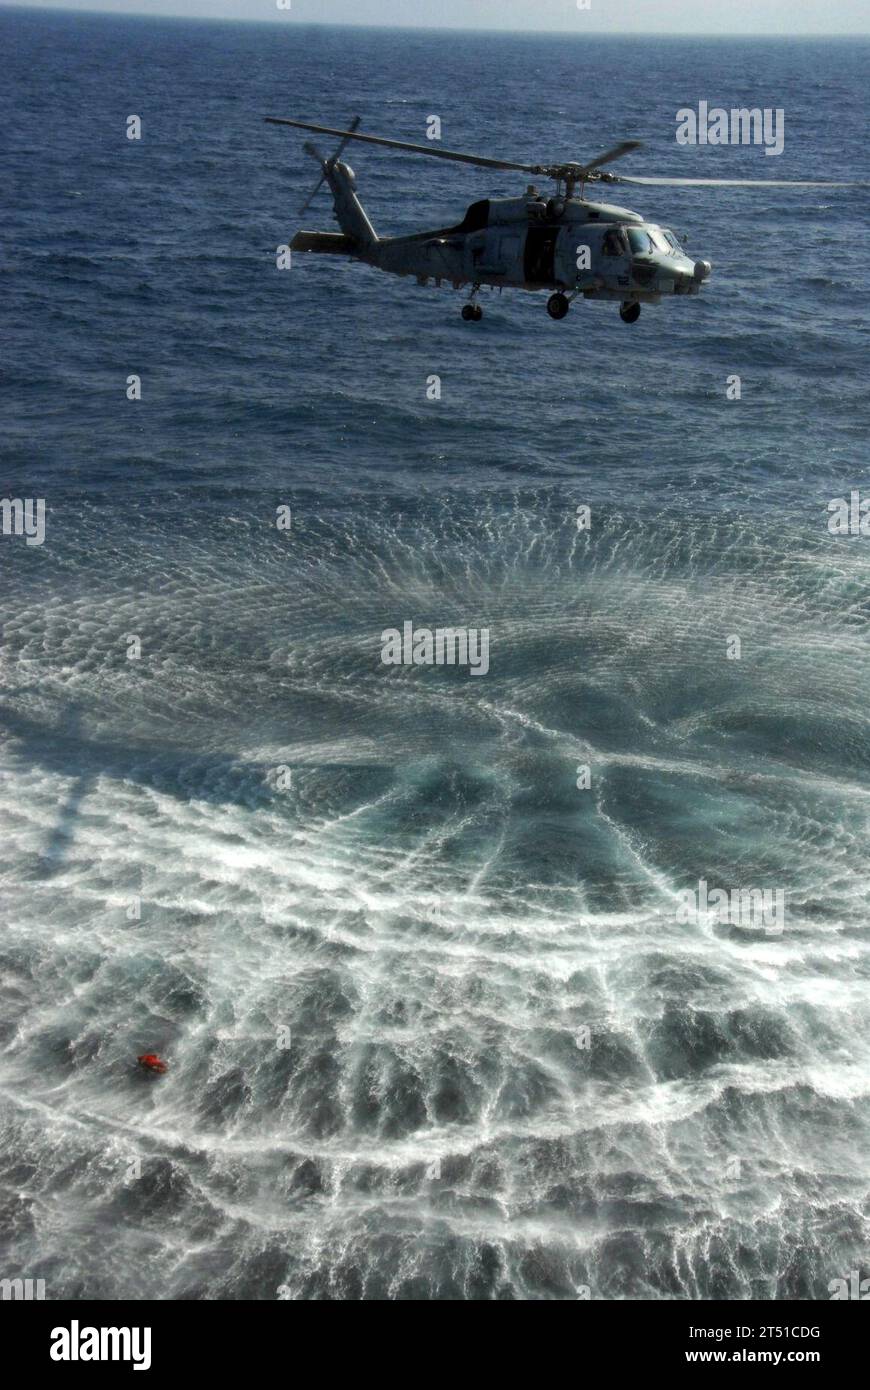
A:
619,302,641,324
547,293,570,320
462,303,483,322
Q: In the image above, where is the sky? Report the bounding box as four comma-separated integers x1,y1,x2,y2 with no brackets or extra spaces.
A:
1,0,869,35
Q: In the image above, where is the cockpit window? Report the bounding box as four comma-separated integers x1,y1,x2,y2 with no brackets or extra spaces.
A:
627,226,677,256
626,227,654,255
602,228,626,256
662,229,683,252
648,227,673,254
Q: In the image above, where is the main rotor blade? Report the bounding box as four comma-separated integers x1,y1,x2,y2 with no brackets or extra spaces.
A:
331,114,362,166
560,140,643,178
614,175,866,187
264,117,544,175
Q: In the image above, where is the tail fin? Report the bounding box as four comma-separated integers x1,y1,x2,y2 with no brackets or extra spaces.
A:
317,152,378,250
271,115,379,252
296,121,378,251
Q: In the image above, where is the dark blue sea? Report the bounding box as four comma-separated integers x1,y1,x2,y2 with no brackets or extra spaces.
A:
1,7,869,1301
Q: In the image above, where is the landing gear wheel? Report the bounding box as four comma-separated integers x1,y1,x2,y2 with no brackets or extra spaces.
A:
462,302,483,322
547,293,570,320
619,302,641,324
472,304,483,321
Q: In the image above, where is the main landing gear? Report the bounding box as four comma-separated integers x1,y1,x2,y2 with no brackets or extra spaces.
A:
547,292,570,320
619,301,641,324
461,285,483,321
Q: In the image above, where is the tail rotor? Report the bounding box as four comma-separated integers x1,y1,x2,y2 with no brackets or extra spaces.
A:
298,115,361,214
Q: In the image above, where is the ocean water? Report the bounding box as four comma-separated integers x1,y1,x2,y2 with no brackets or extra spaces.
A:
1,8,869,1301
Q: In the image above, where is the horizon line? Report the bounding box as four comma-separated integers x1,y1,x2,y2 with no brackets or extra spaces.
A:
1,3,869,39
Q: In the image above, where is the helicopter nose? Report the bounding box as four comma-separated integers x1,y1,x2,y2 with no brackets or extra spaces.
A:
693,259,712,281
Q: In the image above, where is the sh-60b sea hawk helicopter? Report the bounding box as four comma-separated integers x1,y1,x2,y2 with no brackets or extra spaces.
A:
265,116,858,324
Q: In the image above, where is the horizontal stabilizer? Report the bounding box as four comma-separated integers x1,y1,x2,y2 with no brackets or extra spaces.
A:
290,231,358,255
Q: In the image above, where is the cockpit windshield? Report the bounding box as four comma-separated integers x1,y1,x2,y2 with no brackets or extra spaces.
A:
649,228,673,254
627,226,682,256
626,227,654,255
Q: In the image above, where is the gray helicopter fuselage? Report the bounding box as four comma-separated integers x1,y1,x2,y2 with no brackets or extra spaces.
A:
273,111,855,320
375,194,701,302
289,159,711,311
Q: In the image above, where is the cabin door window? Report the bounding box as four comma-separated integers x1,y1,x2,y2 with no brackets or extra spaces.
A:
524,226,559,286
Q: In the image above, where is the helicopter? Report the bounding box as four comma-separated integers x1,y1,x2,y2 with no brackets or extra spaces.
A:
265,116,860,324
